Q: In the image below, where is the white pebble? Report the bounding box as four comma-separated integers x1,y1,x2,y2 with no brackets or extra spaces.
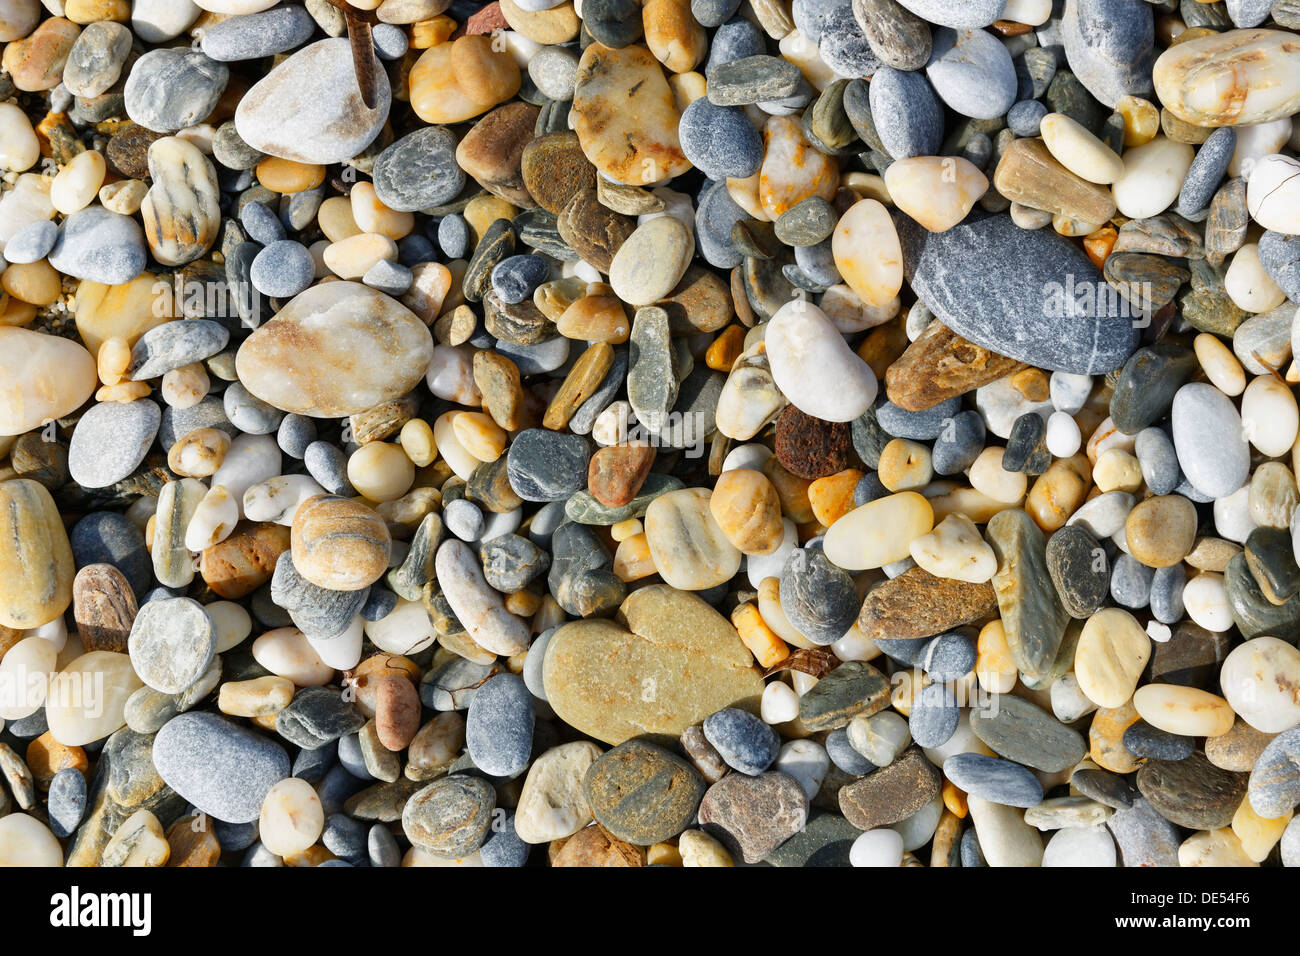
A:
760,681,799,724
849,828,904,867
1044,411,1082,458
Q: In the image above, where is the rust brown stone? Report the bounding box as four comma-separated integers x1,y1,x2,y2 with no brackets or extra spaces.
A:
856,566,998,641
885,321,1028,411
200,521,291,599
473,350,527,432
550,823,646,866
773,405,850,480
993,137,1117,224
587,442,656,508
72,563,137,653
374,672,422,752
456,101,542,208
521,131,598,216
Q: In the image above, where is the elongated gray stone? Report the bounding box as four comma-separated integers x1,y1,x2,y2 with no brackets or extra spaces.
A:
970,694,1086,773
152,712,290,823
987,509,1069,679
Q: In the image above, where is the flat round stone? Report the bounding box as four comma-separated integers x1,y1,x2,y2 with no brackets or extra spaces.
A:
67,399,161,489
584,739,706,845
969,694,1086,773
127,597,216,694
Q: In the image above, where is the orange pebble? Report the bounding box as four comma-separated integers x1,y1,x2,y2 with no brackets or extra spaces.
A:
165,818,222,866
256,156,326,194
412,15,457,48
705,325,745,371
613,533,656,582
26,732,88,788
807,468,864,527
730,602,789,668
942,780,968,818
1082,226,1118,270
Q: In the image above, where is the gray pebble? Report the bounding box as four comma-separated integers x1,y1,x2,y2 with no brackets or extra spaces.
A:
3,220,58,264
1007,98,1047,136
47,768,86,839
943,753,1044,808
466,673,535,778
240,200,286,244
779,547,859,645
277,414,317,458
250,240,316,299
48,206,148,285
362,258,413,296
123,48,229,133
826,727,876,775
373,126,466,213
703,707,780,775
224,380,284,434
128,597,217,694
128,319,230,380
276,685,366,750
1111,552,1154,609
67,399,161,490
925,27,1017,120
153,712,291,824
506,429,590,501
444,498,486,542
304,440,353,495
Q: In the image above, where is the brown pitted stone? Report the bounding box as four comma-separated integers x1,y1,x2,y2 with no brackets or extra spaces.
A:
1135,752,1248,831
697,771,809,863
556,188,635,273
584,739,706,845
884,321,1028,412
856,566,998,642
773,405,851,480
551,823,646,866
837,746,942,830
521,131,598,216
290,494,392,592
587,442,656,508
200,521,292,599
1205,718,1276,773
796,660,891,732
456,101,542,208
73,563,138,653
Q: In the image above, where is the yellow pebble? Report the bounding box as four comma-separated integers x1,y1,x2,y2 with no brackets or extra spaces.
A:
2,259,61,306
256,156,326,194
318,196,362,243
704,325,745,371
678,829,733,867
646,841,683,866
323,233,399,280
891,669,920,717
505,590,541,617
730,601,789,668
610,517,643,542
1193,332,1246,397
975,620,1017,695
1092,447,1143,493
612,533,656,582
1116,95,1159,147
1231,799,1291,864
464,194,519,247
877,438,933,492
97,336,131,386
350,181,414,240
941,780,968,819
399,418,438,468
411,16,457,48
451,411,507,463
95,381,152,403
347,442,416,502
0,294,38,328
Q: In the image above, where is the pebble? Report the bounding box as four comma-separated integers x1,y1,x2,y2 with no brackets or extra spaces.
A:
201,5,317,62
124,48,229,134
697,771,808,863
925,27,1017,120
67,399,161,489
466,673,534,777
128,597,216,694
943,753,1044,808
47,205,147,285
152,712,290,823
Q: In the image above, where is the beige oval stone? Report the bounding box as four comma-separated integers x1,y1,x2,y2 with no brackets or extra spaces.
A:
291,494,392,591
832,198,903,309
1153,28,1300,128
45,650,143,747
542,584,764,745
513,740,603,844
1074,608,1150,709
883,156,988,232
74,272,175,356
235,281,433,417
823,491,934,571
0,479,75,629
0,327,98,437
571,42,690,186
708,468,783,555
1132,684,1236,738
644,487,742,590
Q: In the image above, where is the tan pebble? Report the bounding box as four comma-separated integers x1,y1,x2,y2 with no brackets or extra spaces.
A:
1124,494,1197,568
877,437,933,492
167,427,230,478
95,381,152,403
976,620,1017,694
291,493,392,591
678,828,733,866
1116,95,1159,147
259,777,324,857
217,675,295,717
409,35,521,125
1024,454,1092,533
347,441,415,503
2,17,80,93
1,259,61,306
160,362,210,409
1132,683,1235,737
1087,701,1142,774
350,181,414,239
399,418,437,468
759,114,838,218
318,195,362,243
96,335,130,386
402,261,454,322
1194,332,1245,396
256,156,325,194
98,179,148,216
0,479,75,629
452,411,508,463
74,272,175,355
1092,447,1142,493
968,446,1027,503
642,0,707,73
102,809,169,867
708,468,784,555
50,149,106,215
1074,608,1150,708
323,233,399,279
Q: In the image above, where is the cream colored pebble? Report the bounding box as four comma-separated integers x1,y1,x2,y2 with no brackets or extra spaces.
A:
97,336,131,386
259,777,324,857
184,483,239,552
99,179,148,216
218,675,296,718
323,233,398,279
967,446,1027,503
0,103,39,172
317,195,362,243
1092,448,1143,494
347,441,416,502
399,417,437,467
451,411,507,463
161,362,210,409
611,517,643,541
167,428,230,478
1194,333,1246,396
678,829,733,866
102,809,169,867
350,181,414,239
50,150,106,215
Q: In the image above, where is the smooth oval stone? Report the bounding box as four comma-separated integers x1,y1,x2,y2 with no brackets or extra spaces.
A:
644,488,742,591
466,673,534,778
897,211,1139,374
292,494,391,592
0,479,75,629
895,0,1002,28
1247,726,1300,818
1122,720,1194,761
45,651,143,747
63,21,132,98
943,753,1044,808
838,746,941,829
703,707,780,775
779,547,858,645
1221,636,1300,733
987,508,1069,679
1170,383,1250,500
123,48,229,133
67,399,161,489
141,136,221,267
542,584,764,745
1061,0,1155,109
1046,524,1108,618
1109,344,1197,435
766,300,877,422
47,206,148,285
924,27,1016,120
1136,752,1248,830
373,126,465,213
584,739,706,845
1154,28,1300,128
969,694,1086,773
0,327,97,437
401,774,495,858
129,320,230,381
152,711,290,823
1224,551,1300,641
235,38,391,165
127,597,216,694
435,539,529,656
797,660,891,732
571,43,689,185
505,428,590,502
678,97,763,181
909,680,960,748
200,5,316,61
866,66,942,160
236,281,432,418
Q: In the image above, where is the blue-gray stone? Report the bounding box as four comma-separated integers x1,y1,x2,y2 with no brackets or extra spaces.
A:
706,17,766,78
270,551,368,640
240,200,286,244
1248,726,1300,819
153,712,291,823
703,707,780,775
480,532,549,593
201,5,316,61
438,214,472,259
896,0,1004,28
67,399,161,489
1150,564,1185,625
277,413,316,458
373,126,466,213
522,627,554,701
466,673,535,778
932,409,986,475
47,768,86,838
898,210,1140,374
925,27,1017,120
398,234,437,266
869,66,943,159
443,498,485,542
943,752,1044,807
292,741,336,783
372,22,408,59
250,239,315,299
213,818,259,851
480,809,531,867
960,826,986,866
421,656,494,711
491,254,549,305
322,813,370,864
1177,127,1235,219
71,511,151,597
1258,231,1300,302
361,585,398,622
48,206,148,285
853,471,887,506
304,440,353,496
1134,426,1179,495
818,5,880,78
337,733,375,780
495,337,570,375
779,547,859,645
692,0,741,26
678,98,764,181
1060,0,1155,109
128,319,230,380
369,822,402,867
1111,553,1153,609
873,635,930,666
826,727,876,775
276,685,366,749
123,48,229,133
3,219,58,264
1123,720,1194,761
363,258,411,296
877,396,962,440
969,694,1086,773
921,631,976,680
695,178,748,269
223,380,284,434
1007,98,1047,136
506,429,590,502
318,763,366,817
798,238,841,286
909,679,960,747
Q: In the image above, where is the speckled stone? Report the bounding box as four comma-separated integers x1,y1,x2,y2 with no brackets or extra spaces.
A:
67,400,161,490
943,753,1044,808
584,739,706,845
152,712,291,824
1137,752,1248,830
697,771,809,863
465,673,534,778
402,774,495,858
797,660,891,732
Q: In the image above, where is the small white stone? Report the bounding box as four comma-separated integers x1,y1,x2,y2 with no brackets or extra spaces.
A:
1040,112,1125,184
760,681,799,724
773,738,828,802
211,434,281,518
1049,371,1092,414
1111,136,1194,219
259,777,324,858
306,616,363,671
1246,153,1300,234
1212,485,1257,545
1225,242,1287,312
1183,572,1233,632
1049,672,1097,723
364,598,437,656
1045,411,1082,457
720,443,772,473
206,600,252,653
434,540,528,656
1220,636,1300,733
0,102,39,172
847,710,910,766
849,828,905,867
243,474,325,526
1241,375,1299,456
0,636,56,721
1042,824,1117,866
0,813,63,866
184,483,238,552
764,300,877,422
1229,118,1292,177
251,626,334,685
